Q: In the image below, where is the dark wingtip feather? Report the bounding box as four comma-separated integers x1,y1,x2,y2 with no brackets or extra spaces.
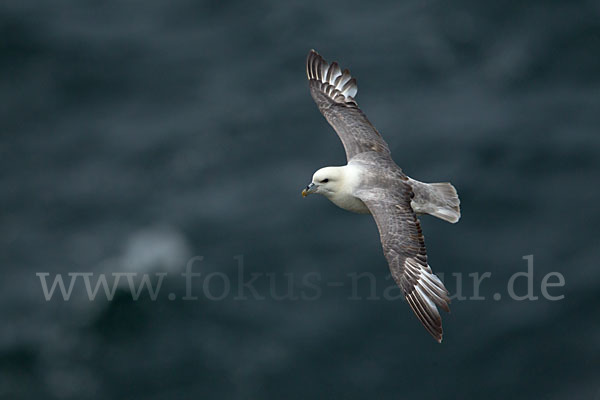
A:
305,49,358,106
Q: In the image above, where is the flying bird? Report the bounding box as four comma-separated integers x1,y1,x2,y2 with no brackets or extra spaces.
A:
302,50,461,342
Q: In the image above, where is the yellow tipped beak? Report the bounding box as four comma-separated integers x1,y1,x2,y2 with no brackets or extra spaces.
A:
302,182,315,197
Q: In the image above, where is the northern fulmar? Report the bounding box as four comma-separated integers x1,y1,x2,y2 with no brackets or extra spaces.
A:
302,50,461,342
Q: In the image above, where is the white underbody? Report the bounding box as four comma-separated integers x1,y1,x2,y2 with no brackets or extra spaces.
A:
327,191,370,214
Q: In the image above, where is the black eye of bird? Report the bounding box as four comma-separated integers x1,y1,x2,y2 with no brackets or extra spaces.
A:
321,179,329,183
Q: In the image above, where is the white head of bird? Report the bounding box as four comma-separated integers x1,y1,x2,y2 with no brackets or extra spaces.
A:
301,165,370,214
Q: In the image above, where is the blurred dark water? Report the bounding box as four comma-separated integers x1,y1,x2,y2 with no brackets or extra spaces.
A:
1,0,599,399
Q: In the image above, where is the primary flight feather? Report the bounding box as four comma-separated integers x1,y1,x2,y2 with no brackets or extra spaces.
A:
302,50,461,342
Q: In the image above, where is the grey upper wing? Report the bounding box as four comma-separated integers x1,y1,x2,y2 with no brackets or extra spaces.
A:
355,182,451,342
306,50,391,161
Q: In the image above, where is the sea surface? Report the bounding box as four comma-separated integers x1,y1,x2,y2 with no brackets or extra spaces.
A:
1,0,599,399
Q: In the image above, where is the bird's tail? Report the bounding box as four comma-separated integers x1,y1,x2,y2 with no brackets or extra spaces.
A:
427,182,461,223
408,179,461,223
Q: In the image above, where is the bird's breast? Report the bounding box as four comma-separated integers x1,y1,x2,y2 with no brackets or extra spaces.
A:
327,192,371,214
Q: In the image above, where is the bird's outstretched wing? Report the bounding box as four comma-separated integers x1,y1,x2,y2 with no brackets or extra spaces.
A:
355,182,451,342
306,50,391,161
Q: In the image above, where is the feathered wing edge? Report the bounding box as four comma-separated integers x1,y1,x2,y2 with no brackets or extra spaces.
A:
401,256,451,343
306,49,358,106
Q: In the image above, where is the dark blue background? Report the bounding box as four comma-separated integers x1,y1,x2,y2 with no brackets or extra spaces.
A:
1,0,599,399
